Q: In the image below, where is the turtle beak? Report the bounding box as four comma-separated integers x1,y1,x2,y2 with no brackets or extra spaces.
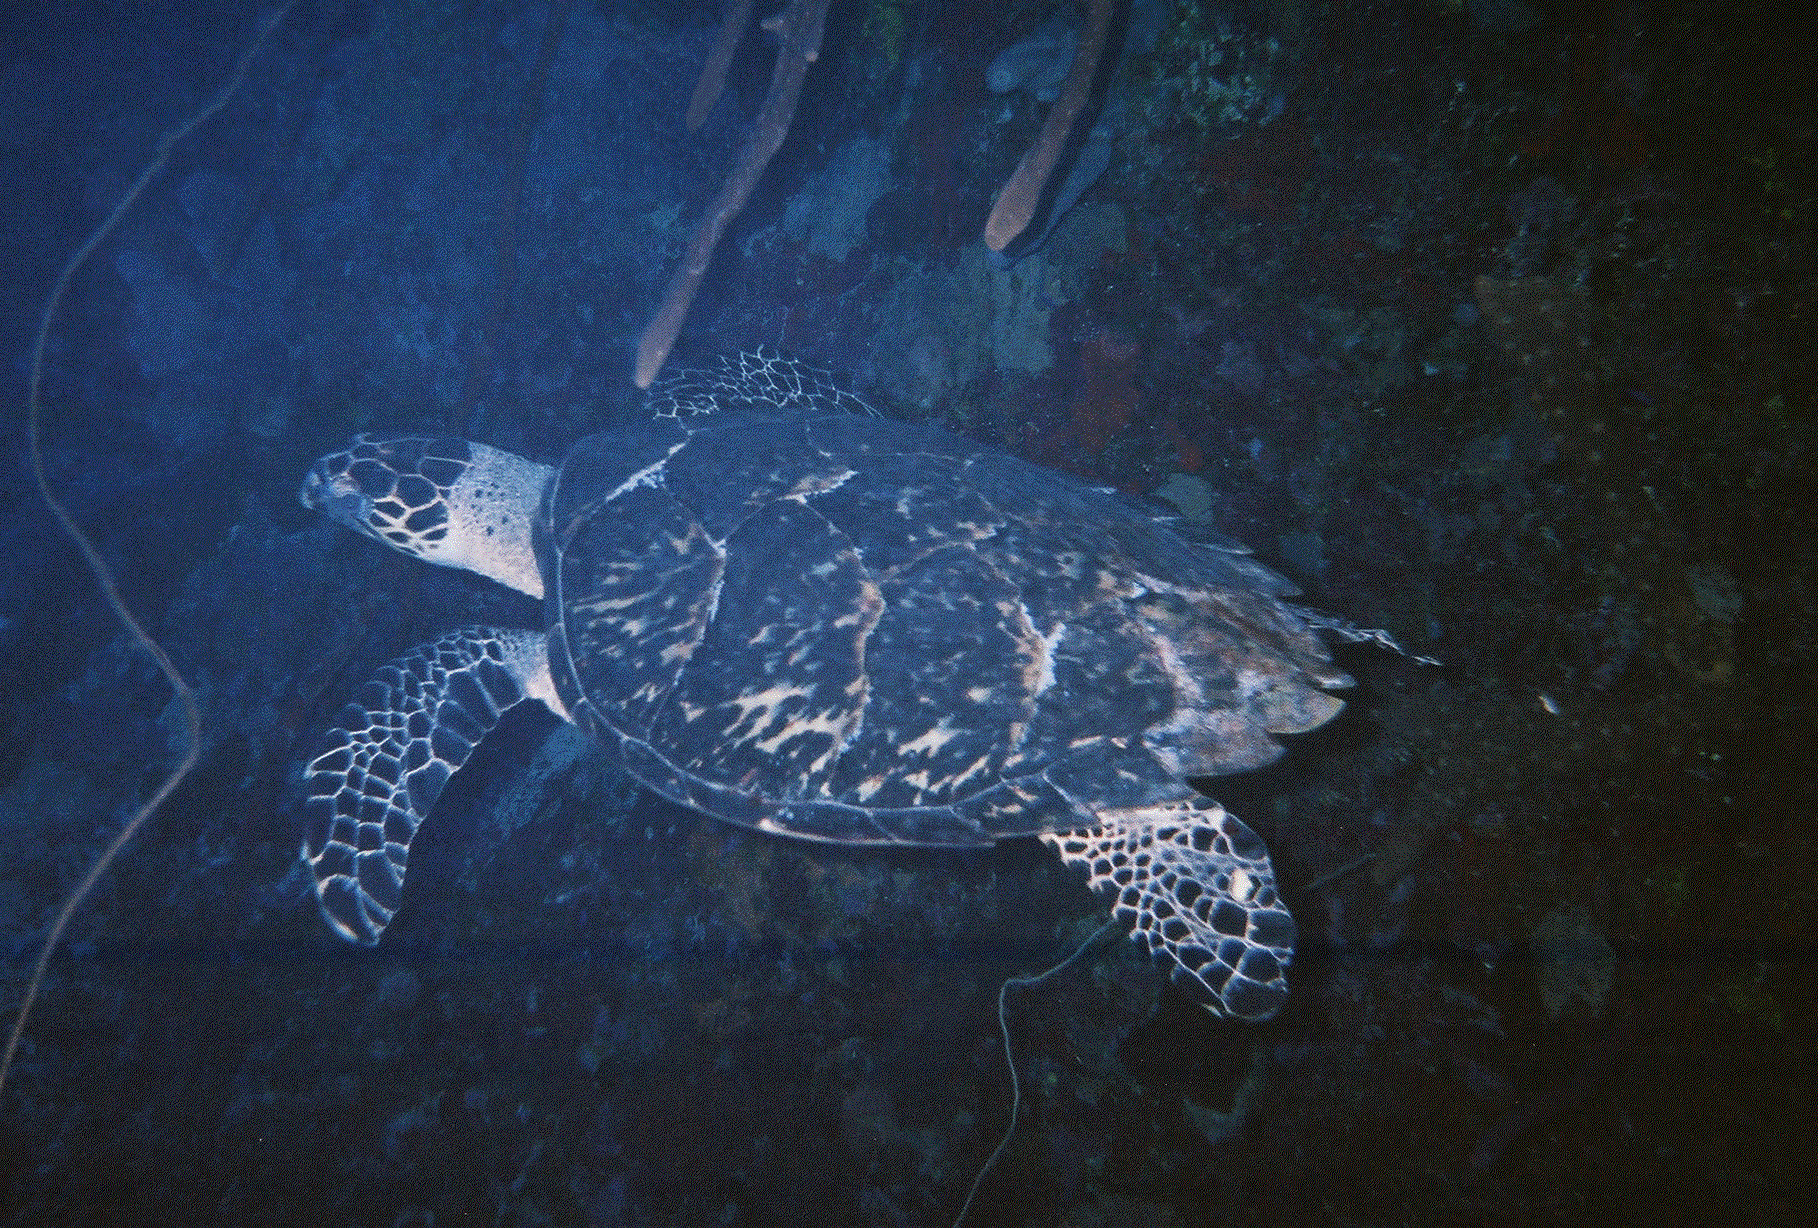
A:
300,455,373,533
298,462,328,510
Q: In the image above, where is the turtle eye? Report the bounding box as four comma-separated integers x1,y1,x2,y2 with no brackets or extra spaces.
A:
308,475,374,530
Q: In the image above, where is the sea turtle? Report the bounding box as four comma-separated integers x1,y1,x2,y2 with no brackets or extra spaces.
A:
298,350,1360,1020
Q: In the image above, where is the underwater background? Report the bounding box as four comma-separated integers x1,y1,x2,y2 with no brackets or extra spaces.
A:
2,1,1813,1224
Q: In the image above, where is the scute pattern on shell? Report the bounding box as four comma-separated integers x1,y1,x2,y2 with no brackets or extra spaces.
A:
541,354,1348,849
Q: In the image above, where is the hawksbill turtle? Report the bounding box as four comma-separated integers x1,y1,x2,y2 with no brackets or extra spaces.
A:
298,351,1361,1020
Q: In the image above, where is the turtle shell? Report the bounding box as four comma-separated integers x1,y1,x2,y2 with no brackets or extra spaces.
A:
540,405,1348,847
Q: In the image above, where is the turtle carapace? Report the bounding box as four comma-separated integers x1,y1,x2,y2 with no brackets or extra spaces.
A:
298,351,1355,1021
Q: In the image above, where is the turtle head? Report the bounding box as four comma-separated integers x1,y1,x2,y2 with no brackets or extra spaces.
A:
302,434,553,599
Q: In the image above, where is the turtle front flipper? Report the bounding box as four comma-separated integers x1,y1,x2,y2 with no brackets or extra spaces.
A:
301,627,555,944
1043,798,1296,1021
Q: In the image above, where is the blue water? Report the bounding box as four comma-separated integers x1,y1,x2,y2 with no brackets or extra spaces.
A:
3,1,1813,1224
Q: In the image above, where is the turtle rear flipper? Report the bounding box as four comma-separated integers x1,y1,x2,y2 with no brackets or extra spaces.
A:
301,628,553,944
1043,798,1296,1020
